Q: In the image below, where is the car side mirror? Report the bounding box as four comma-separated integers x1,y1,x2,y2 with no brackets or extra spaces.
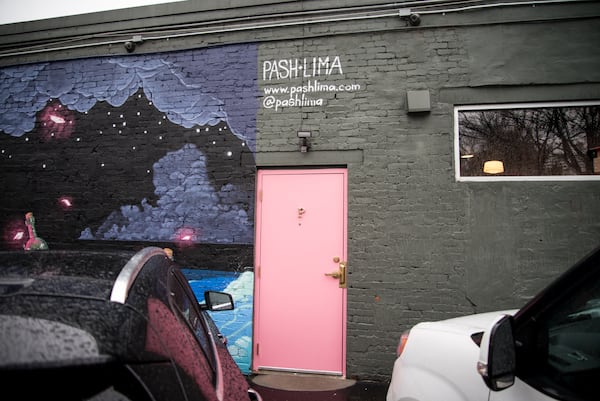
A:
204,291,234,311
477,314,516,391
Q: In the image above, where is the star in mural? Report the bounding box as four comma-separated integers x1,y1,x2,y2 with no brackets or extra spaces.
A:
39,101,75,141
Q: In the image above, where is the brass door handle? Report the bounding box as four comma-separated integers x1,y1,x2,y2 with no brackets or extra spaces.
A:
324,261,347,288
325,271,341,279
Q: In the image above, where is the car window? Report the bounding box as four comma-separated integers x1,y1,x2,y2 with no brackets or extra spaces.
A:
545,295,600,399
168,270,217,372
521,261,600,401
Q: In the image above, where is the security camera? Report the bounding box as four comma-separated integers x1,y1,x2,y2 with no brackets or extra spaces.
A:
124,41,136,53
408,13,421,26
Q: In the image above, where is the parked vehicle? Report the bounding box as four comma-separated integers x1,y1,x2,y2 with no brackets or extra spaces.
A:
387,245,600,401
0,246,262,401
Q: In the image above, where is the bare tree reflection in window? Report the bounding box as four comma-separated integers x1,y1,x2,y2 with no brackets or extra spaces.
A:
459,105,600,177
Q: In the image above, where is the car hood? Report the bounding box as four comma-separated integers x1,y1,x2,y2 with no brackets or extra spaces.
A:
415,309,518,335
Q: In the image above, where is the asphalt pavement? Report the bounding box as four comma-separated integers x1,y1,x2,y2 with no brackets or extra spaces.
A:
249,378,388,401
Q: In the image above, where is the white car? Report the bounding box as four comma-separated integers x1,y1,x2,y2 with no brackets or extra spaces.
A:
387,245,600,401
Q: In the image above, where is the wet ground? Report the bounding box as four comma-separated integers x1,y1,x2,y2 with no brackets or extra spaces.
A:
250,381,388,401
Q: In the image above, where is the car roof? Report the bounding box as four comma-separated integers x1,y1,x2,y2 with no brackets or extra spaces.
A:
0,247,174,368
0,249,136,298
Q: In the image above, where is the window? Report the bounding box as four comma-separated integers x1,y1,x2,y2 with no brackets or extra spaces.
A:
455,102,600,181
168,270,216,372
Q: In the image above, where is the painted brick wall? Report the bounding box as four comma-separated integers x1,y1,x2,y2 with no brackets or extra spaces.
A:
0,46,258,249
256,20,600,380
1,2,599,382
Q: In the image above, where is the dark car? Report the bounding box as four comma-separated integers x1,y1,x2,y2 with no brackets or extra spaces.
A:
0,246,262,401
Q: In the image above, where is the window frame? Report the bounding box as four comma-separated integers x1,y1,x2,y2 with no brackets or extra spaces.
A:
454,101,600,182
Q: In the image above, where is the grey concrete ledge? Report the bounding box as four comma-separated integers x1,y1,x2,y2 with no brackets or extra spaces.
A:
256,150,363,167
440,83,600,106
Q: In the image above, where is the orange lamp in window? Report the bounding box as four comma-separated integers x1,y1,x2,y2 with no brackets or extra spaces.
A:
483,160,504,174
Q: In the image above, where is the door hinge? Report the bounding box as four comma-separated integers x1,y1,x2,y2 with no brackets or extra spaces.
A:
258,190,263,202
256,343,260,356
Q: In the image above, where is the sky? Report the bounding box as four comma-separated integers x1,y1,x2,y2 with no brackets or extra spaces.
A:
0,0,185,25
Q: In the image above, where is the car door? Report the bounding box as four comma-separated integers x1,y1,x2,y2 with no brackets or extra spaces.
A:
166,269,220,400
487,379,560,401
170,268,252,401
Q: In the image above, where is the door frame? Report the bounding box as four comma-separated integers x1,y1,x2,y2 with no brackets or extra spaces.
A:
252,167,348,376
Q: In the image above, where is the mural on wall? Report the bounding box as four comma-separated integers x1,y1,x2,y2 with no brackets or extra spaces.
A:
183,268,254,374
0,45,259,248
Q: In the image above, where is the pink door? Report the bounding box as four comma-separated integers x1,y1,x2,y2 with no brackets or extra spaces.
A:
253,168,347,375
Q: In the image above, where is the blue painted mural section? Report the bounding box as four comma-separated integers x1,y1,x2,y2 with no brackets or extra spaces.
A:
182,269,254,374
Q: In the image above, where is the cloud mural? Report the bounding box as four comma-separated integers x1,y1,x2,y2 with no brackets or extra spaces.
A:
0,44,259,247
0,45,258,151
80,144,253,243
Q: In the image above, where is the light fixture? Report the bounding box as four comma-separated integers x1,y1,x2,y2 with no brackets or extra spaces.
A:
124,35,143,53
297,131,311,153
399,8,421,26
483,160,504,174
407,90,430,113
